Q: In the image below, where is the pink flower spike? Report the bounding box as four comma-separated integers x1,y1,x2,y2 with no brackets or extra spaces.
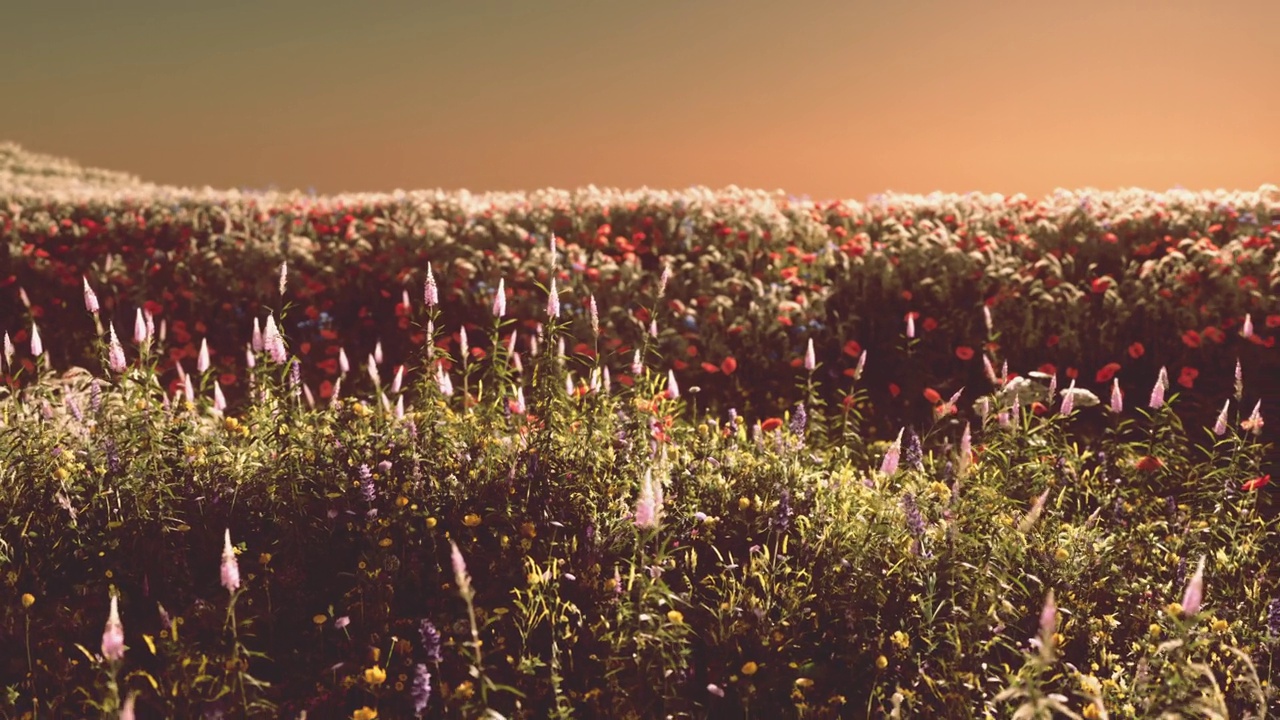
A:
244,344,256,369
631,349,643,376
338,347,350,374
1181,556,1205,617
83,277,99,315
855,349,867,379
589,295,599,337
3,332,12,368
547,277,560,319
957,422,972,477
666,370,680,400
1242,400,1264,435
391,365,404,394
101,592,125,662
449,540,474,600
905,313,915,339
108,324,127,374
424,263,439,306
459,327,469,366
1110,379,1123,414
1059,380,1075,416
804,338,816,372
213,381,226,412
367,354,380,386
1242,313,1254,338
1148,369,1166,409
30,324,42,357
880,428,904,476
1213,399,1230,435
492,278,507,318
197,339,210,374
1235,359,1243,401
374,341,384,366
221,529,241,594
251,318,263,352
279,261,288,296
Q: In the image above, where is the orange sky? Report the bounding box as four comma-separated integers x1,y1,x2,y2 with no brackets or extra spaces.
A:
4,0,1277,200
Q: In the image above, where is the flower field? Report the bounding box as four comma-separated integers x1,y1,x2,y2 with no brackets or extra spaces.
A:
2,145,1280,717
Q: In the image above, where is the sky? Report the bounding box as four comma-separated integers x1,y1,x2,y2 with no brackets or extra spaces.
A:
4,0,1277,201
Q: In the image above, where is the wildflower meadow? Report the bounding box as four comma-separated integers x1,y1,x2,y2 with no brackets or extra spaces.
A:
2,144,1280,718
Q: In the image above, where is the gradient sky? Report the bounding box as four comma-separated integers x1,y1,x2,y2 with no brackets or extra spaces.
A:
4,0,1277,201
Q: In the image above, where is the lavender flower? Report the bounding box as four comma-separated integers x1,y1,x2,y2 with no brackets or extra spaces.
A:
411,663,432,716
789,402,807,440
419,619,443,663
902,427,923,472
771,488,793,532
359,464,376,504
901,492,925,537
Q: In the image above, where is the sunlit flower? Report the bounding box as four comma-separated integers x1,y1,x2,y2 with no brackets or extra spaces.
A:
879,428,904,476
30,324,42,357
107,323,127,373
1213,399,1230,435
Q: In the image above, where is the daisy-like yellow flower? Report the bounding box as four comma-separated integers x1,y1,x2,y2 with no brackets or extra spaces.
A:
741,661,759,676
667,609,684,624
463,513,482,528
21,593,35,609
352,707,378,720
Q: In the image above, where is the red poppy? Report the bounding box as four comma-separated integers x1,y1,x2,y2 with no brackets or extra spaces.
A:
1135,455,1164,472
720,357,738,375
842,340,862,357
923,388,942,404
1177,366,1198,389
1046,335,1059,348
1127,342,1144,359
685,345,699,357
1242,475,1272,491
1267,315,1280,329
921,317,938,332
888,383,901,398
1095,362,1122,383
955,345,974,360
674,359,689,371
1090,277,1112,294
761,417,784,432
1181,329,1201,348
1037,363,1057,376
1065,367,1078,380
1203,326,1226,344
701,362,720,374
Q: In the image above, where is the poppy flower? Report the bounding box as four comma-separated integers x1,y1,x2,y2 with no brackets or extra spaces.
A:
921,317,938,332
888,383,900,398
1177,366,1198,389
1090,277,1112,294
1135,455,1164,472
1038,363,1057,376
1203,326,1226,344
923,388,942,404
1095,362,1122,383
1242,475,1271,491
1046,335,1059,348
720,357,738,375
1267,315,1280,329
1127,342,1144,359
955,345,974,360
761,418,783,432
843,340,862,358
701,362,720,374
1181,329,1201,348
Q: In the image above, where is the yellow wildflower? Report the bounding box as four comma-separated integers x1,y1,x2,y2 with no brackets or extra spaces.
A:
364,665,387,687
875,655,888,669
351,707,378,720
667,610,684,624
741,661,759,676
463,513,481,528
21,593,35,609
